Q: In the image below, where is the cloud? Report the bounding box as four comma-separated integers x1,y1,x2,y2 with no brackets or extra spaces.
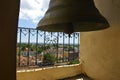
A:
19,0,50,23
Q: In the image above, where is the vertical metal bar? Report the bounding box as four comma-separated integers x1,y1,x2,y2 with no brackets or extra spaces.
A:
78,33,80,60
42,31,46,68
68,35,70,62
36,30,38,65
56,32,59,63
73,33,75,51
63,33,65,62
44,31,46,52
27,29,30,66
73,33,75,61
18,28,22,67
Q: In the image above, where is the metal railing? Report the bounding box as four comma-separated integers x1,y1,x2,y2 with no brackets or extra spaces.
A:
16,27,80,69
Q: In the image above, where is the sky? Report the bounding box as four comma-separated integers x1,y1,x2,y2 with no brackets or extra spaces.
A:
18,0,50,28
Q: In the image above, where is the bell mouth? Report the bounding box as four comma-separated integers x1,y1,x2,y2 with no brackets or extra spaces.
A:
37,21,109,32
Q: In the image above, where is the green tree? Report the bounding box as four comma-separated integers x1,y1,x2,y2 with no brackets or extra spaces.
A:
21,46,26,51
38,46,43,54
43,53,56,65
20,43,27,51
30,44,36,51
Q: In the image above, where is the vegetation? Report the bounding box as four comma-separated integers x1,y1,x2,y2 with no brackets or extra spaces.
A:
43,53,56,65
17,43,79,66
68,60,80,65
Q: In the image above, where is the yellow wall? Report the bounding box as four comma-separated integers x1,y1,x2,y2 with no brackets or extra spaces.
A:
80,0,120,80
81,27,120,80
17,65,81,80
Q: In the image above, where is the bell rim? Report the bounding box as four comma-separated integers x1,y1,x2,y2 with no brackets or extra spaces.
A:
37,22,110,32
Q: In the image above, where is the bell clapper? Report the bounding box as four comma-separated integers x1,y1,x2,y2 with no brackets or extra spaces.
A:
68,34,71,38
64,23,74,38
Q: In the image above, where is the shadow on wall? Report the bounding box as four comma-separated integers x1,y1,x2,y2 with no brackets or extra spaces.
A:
58,73,93,80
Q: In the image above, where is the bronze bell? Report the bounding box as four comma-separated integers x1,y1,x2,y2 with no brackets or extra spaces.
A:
37,0,110,35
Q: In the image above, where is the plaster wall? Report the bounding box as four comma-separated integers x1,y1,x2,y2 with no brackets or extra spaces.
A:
80,0,120,80
17,65,81,80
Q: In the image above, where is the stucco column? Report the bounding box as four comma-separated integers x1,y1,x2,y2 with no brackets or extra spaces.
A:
80,0,120,80
0,0,20,80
